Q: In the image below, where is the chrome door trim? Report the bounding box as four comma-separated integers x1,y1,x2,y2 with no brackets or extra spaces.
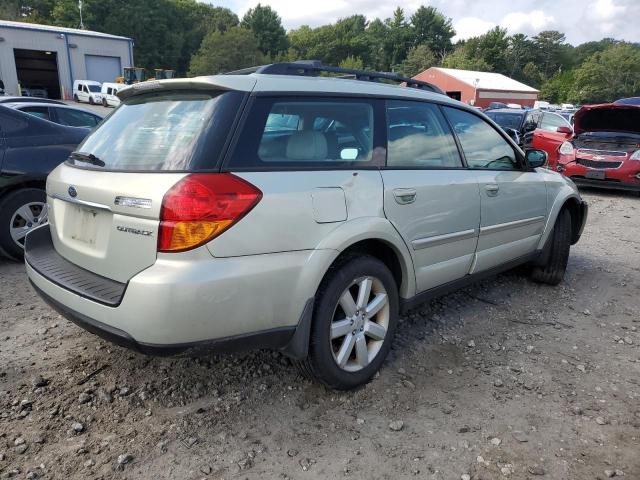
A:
412,228,477,250
480,216,545,235
51,194,112,212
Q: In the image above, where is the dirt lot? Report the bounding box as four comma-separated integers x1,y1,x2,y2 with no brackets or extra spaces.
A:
0,189,638,480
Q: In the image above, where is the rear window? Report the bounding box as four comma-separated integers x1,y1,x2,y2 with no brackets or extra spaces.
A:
68,91,244,171
227,97,382,169
485,111,523,130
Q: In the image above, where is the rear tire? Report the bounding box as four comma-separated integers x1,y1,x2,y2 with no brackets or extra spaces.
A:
89,96,94,105
531,209,571,285
0,189,47,261
299,255,399,390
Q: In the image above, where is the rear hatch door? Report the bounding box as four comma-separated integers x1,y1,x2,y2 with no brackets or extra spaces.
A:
45,79,252,282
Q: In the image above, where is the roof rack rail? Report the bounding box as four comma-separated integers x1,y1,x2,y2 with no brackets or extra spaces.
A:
224,60,445,95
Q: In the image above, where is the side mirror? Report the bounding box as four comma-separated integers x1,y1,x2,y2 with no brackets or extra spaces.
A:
556,126,572,135
525,149,548,168
340,147,358,160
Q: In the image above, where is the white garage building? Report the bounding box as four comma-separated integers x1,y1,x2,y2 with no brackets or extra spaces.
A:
0,20,133,100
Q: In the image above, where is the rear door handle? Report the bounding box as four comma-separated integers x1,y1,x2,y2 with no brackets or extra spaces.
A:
485,184,499,197
393,188,417,205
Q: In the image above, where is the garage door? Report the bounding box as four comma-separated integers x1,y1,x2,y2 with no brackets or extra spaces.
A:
85,55,121,83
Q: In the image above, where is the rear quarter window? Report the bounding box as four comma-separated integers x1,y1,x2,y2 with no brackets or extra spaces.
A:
227,97,384,170
68,90,244,171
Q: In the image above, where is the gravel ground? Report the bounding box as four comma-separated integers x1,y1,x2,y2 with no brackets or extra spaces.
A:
0,189,638,480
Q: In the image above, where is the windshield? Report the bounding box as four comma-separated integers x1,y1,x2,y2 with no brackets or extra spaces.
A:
88,85,101,93
485,111,523,130
69,90,244,171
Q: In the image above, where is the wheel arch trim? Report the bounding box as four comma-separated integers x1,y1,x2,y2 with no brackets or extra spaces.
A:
310,217,416,298
537,187,585,250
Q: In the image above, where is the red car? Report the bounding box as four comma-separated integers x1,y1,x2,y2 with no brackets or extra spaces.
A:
484,109,573,168
556,104,640,192
531,111,574,169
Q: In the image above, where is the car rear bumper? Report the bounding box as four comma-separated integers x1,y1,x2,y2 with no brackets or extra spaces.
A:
29,280,297,355
25,225,332,354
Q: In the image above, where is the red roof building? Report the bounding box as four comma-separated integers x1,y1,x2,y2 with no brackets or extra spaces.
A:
414,67,539,108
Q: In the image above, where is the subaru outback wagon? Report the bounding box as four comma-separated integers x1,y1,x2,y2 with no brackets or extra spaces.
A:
25,62,587,390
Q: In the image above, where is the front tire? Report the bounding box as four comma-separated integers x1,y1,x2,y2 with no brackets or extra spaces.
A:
0,189,47,260
73,94,79,102
89,96,94,105
531,209,571,285
300,255,399,390
102,98,108,107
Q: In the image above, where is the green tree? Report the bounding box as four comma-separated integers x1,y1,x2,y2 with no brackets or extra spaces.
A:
287,16,369,67
241,3,288,57
364,18,391,71
505,33,536,80
476,27,509,72
1,0,56,22
339,55,364,70
540,70,575,103
568,43,640,103
443,46,492,71
571,38,619,67
521,62,544,88
533,30,570,78
398,44,436,77
175,1,238,74
409,6,454,58
189,26,264,75
385,7,412,70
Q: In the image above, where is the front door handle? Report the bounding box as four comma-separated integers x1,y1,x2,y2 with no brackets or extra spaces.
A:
393,188,417,205
485,184,499,197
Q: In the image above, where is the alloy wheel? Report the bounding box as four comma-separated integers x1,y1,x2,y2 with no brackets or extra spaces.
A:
330,276,389,372
10,202,48,248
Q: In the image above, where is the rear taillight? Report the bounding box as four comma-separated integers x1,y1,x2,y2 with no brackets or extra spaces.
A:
158,173,262,253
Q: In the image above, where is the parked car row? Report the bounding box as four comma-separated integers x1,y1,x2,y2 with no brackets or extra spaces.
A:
73,80,121,107
487,101,640,193
18,61,588,390
0,100,103,258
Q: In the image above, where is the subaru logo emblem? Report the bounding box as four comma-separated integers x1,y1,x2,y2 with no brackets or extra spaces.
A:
68,186,77,198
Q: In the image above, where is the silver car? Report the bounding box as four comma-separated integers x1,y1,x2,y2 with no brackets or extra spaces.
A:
25,62,587,390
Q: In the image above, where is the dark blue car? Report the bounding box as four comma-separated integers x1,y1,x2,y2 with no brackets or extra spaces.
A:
0,106,90,259
614,97,640,106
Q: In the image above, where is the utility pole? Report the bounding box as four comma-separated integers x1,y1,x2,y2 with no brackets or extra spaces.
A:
78,0,85,29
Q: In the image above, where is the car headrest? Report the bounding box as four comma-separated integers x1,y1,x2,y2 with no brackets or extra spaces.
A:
286,131,328,161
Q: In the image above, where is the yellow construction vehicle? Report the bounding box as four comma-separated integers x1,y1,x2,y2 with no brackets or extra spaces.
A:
116,67,146,85
154,69,175,80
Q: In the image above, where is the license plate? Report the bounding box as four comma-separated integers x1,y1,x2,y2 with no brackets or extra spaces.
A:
68,205,99,245
585,170,605,180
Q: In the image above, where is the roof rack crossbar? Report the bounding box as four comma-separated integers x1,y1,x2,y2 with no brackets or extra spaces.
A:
225,60,444,95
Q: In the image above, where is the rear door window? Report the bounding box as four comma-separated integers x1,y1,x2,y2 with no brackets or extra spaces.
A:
227,97,382,169
55,108,99,127
385,100,462,168
540,112,570,132
69,90,245,171
20,106,51,121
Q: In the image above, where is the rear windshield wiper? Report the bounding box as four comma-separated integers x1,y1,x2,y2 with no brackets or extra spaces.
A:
70,151,105,167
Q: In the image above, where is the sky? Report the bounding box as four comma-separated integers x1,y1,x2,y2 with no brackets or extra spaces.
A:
206,0,640,45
